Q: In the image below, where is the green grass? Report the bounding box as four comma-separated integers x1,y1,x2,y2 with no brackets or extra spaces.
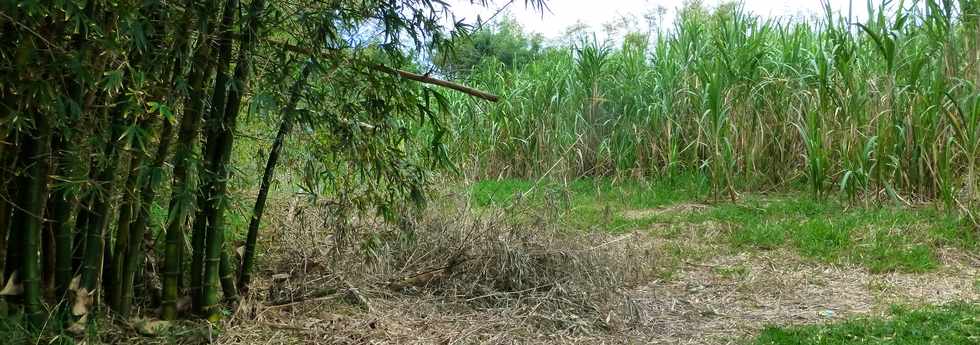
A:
689,196,972,272
469,173,707,209
753,303,980,345
468,174,708,231
468,177,979,273
469,179,537,207
792,219,852,261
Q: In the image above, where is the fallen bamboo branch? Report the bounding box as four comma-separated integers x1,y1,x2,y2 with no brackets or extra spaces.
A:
264,39,500,102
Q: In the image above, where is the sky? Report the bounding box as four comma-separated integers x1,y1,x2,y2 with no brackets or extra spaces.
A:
447,0,872,40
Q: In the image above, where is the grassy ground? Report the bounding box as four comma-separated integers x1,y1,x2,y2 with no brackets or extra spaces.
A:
469,176,980,344
754,304,980,345
469,176,978,273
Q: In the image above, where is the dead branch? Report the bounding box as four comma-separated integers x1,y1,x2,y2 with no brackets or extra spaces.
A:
265,39,500,102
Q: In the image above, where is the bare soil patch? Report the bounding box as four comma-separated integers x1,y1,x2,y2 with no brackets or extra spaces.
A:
626,247,980,344
620,203,710,220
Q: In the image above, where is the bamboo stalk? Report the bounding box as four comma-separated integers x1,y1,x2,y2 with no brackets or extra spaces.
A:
79,110,126,293
0,132,14,286
197,0,239,318
49,129,76,300
218,248,237,302
22,113,52,327
239,62,314,293
109,149,143,312
121,0,193,319
161,0,219,320
120,117,174,318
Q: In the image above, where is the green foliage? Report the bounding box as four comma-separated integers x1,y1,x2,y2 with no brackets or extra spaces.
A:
434,18,544,76
753,303,980,345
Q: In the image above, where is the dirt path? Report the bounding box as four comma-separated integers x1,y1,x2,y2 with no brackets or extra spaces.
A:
629,247,980,344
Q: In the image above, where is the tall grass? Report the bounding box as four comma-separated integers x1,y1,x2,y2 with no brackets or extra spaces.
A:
445,0,980,204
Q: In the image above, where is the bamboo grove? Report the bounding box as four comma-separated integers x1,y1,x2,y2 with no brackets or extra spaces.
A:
0,0,526,329
445,0,980,206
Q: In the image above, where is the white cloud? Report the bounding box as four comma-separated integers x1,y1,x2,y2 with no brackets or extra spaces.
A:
446,0,871,40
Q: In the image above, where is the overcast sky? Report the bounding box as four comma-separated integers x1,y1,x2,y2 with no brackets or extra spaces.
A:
447,0,872,39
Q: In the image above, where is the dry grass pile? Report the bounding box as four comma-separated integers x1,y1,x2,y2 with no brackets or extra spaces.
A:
241,195,658,341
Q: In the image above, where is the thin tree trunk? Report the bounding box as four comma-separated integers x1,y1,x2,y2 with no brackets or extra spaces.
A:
239,62,313,293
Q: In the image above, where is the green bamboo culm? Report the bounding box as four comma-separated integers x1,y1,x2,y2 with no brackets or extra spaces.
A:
214,0,271,297
79,111,127,293
191,0,238,315
122,0,193,320
239,61,313,294
120,117,174,318
109,146,143,312
196,0,240,318
108,0,167,312
0,131,14,290
162,0,219,320
219,249,238,302
49,128,76,299
21,113,53,327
